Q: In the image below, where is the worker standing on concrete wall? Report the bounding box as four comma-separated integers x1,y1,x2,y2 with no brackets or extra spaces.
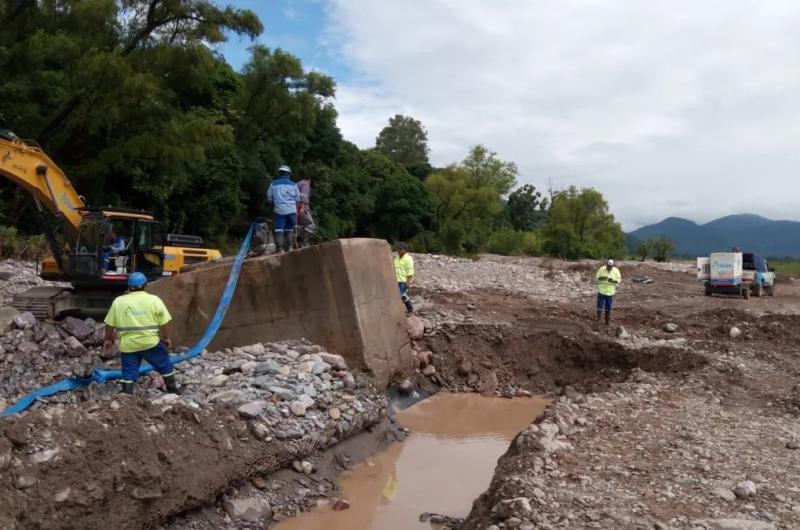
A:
267,165,300,252
103,272,181,395
394,243,415,315
295,174,316,247
595,259,621,325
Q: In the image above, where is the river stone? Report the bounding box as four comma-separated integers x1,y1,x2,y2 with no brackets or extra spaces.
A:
224,497,273,522
15,473,37,489
254,361,282,375
267,386,296,401
495,497,532,519
319,352,347,370
14,311,37,330
131,487,162,500
730,326,742,338
290,401,307,416
329,407,341,420
422,365,436,376
237,401,266,419
312,361,331,375
734,480,757,498
712,487,737,502
663,323,679,333
62,316,93,340
296,361,316,373
298,394,315,409
64,336,88,357
54,487,71,503
17,340,39,355
209,389,247,404
29,448,60,465
240,361,258,374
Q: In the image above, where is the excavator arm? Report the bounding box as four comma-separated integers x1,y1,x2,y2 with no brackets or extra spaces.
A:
0,131,85,238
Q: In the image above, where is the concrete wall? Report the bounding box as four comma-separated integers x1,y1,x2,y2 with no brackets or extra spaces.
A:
148,238,412,387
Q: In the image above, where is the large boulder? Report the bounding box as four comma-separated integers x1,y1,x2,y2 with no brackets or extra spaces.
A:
13,311,37,330
62,316,94,341
407,316,425,340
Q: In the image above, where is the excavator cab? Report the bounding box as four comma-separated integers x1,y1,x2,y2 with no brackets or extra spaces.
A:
67,209,164,283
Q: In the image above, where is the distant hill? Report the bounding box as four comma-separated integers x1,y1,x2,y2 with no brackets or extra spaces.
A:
627,214,800,258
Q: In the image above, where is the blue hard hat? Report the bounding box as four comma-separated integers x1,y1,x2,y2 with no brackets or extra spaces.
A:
278,165,292,175
127,272,148,288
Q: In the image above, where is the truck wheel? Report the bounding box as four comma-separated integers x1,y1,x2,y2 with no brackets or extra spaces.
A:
742,287,750,299
704,285,712,296
753,283,763,297
766,284,776,297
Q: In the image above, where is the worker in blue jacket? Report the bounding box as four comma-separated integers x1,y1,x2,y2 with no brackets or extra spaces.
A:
267,165,300,252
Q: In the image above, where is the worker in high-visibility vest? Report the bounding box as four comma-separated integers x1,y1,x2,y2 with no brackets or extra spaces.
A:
595,258,622,325
393,243,415,315
103,272,181,395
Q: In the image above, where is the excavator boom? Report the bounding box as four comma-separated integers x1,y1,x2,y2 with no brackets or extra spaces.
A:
0,132,85,237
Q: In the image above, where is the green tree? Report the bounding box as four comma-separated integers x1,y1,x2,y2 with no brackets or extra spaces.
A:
375,114,430,168
507,184,548,231
542,186,625,259
636,240,651,261
462,144,518,195
649,236,675,262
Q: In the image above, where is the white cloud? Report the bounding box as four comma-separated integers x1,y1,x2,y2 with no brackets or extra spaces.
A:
324,0,800,229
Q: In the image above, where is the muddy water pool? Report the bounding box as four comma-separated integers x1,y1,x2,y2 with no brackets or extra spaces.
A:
276,392,548,530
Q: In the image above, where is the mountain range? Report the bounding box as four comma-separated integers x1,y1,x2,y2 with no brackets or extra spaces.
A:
627,214,800,258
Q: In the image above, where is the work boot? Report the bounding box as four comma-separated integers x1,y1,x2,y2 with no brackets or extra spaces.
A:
163,374,182,395
284,233,294,252
273,232,285,253
604,311,611,326
596,310,602,322
404,300,414,315
121,382,134,395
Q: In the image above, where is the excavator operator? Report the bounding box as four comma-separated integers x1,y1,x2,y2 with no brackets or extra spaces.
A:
102,226,127,273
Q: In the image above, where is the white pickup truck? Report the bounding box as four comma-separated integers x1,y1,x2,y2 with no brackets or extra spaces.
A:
697,252,776,299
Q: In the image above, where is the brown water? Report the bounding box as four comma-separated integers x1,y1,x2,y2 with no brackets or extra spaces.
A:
276,393,548,530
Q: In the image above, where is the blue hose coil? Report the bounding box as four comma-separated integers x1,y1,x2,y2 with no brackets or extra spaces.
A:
0,224,254,416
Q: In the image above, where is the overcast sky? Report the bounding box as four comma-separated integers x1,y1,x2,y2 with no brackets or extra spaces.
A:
225,0,800,230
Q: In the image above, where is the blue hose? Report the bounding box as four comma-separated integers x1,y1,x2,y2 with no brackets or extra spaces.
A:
1,224,255,416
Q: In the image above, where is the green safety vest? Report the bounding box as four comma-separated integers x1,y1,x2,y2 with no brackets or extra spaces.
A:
596,266,622,296
394,253,415,283
104,291,172,353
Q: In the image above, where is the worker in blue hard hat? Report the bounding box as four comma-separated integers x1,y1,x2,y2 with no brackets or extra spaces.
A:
267,164,300,252
102,272,181,395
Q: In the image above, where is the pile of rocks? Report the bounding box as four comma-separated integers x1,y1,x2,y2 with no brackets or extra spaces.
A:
0,260,59,306
173,341,373,442
0,308,110,409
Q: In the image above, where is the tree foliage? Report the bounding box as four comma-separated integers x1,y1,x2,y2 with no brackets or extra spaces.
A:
375,114,430,169
542,186,625,259
507,184,548,231
462,145,518,196
0,2,627,261
649,236,676,262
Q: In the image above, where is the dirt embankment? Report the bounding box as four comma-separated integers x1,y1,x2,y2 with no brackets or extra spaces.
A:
0,398,379,530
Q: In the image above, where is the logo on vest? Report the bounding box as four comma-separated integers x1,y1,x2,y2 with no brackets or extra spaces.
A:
124,307,148,318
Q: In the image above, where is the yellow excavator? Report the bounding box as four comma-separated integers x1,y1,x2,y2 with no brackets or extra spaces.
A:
0,129,222,318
